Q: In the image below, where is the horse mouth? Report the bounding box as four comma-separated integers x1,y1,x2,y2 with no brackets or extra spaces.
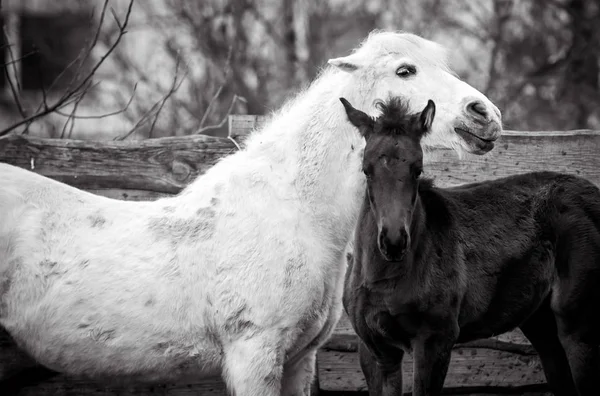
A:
454,127,496,154
378,247,406,262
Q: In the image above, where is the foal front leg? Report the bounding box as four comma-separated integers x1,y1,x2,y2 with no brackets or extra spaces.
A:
358,339,405,396
411,329,457,396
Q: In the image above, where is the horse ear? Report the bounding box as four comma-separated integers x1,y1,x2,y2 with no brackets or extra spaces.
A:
340,97,374,137
328,54,363,73
420,100,436,133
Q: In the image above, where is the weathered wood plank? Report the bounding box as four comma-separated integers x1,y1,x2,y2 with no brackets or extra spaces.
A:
11,376,228,396
425,130,600,187
229,115,600,185
3,130,600,197
0,134,239,194
324,313,533,353
317,347,546,394
85,189,172,201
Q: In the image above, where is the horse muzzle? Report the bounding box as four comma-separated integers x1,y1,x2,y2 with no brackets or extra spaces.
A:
378,227,410,262
456,98,502,154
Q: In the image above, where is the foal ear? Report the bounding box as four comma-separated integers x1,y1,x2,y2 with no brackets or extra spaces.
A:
340,97,374,137
420,100,436,133
328,53,364,73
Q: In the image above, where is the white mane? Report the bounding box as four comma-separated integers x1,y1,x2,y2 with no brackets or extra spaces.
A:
182,31,452,199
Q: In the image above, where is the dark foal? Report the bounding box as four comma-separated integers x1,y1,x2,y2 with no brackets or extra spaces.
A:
341,96,600,396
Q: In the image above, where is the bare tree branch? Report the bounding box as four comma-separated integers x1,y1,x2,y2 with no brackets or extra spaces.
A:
115,60,187,141
0,0,135,138
1,39,27,118
198,45,233,129
4,39,22,93
148,59,186,138
54,83,137,120
60,90,84,139
196,94,247,135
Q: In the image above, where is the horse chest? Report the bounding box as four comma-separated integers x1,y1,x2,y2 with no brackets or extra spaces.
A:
348,288,422,352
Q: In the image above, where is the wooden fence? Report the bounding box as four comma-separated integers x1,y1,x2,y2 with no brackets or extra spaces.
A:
1,115,600,395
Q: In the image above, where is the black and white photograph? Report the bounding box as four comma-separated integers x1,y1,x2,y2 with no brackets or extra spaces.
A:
0,0,599,395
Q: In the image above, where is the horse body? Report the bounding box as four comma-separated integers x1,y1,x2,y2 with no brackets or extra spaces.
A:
1,163,222,382
1,139,353,383
0,31,503,395
342,97,599,396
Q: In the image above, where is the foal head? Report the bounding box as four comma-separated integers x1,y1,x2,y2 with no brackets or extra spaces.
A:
341,97,434,261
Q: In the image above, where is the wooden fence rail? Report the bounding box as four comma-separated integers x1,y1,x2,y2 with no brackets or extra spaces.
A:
1,115,599,395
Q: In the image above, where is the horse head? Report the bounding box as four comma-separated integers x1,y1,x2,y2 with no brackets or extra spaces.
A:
329,31,501,155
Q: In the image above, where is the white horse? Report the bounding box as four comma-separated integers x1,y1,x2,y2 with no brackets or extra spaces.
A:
0,31,502,395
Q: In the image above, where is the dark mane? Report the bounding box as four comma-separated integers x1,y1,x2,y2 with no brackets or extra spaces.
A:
374,97,421,138
418,176,436,192
418,177,453,229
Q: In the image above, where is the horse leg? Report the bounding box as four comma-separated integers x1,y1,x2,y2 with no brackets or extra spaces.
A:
519,302,577,396
550,227,600,395
0,328,59,395
358,339,404,396
555,318,600,396
281,349,317,396
222,334,284,396
411,330,457,396
0,366,59,396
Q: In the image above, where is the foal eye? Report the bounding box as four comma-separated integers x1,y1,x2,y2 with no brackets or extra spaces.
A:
396,65,417,78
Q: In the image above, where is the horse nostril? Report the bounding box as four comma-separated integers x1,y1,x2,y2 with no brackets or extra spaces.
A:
399,228,409,251
467,100,488,121
380,227,388,238
378,231,387,249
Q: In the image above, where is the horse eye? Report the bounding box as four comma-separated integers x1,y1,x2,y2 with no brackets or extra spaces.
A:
396,65,416,78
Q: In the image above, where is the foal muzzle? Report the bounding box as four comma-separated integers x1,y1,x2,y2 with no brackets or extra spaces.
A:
378,226,410,262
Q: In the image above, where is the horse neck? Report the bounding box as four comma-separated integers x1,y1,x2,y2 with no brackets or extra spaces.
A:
239,71,370,243
182,68,371,249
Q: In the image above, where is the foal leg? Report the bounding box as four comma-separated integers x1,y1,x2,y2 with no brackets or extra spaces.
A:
519,303,577,396
412,329,457,396
358,339,404,396
222,334,285,396
281,349,318,396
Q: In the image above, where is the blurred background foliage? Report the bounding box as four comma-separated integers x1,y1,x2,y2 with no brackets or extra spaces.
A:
151,0,598,133
0,0,598,138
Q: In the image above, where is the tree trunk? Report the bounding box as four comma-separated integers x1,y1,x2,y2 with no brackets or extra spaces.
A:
282,0,298,85
563,0,600,128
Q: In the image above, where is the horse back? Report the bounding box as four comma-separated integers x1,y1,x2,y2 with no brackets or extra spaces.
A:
441,171,600,338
